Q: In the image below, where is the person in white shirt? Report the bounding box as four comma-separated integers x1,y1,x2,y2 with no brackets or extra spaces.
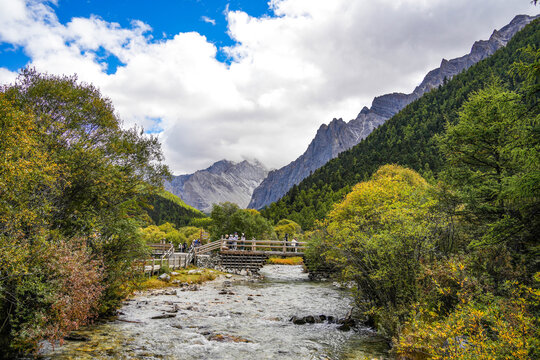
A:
291,238,298,253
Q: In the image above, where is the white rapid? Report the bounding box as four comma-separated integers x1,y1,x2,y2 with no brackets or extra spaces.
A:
43,265,389,359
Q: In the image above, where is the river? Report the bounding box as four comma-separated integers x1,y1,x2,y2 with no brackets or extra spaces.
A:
43,265,389,359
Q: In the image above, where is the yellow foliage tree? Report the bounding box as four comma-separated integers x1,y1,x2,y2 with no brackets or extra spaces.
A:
324,164,438,336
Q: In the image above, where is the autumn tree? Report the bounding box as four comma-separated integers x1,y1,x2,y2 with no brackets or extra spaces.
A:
323,165,439,336
0,69,169,355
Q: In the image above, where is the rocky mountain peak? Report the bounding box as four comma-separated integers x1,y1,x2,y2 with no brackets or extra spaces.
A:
165,159,268,213
206,159,235,174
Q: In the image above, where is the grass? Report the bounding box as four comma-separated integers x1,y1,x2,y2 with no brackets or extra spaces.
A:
267,256,304,265
137,267,222,290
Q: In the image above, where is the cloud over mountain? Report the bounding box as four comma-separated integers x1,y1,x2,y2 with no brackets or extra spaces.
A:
0,0,536,174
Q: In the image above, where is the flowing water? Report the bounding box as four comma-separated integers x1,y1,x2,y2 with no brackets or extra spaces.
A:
43,265,389,359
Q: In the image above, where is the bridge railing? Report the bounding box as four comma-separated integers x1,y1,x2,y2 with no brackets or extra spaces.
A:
148,243,175,258
219,239,306,254
194,240,222,255
134,254,190,276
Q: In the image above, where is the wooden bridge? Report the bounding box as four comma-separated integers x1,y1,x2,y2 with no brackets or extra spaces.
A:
195,238,306,256
139,239,306,275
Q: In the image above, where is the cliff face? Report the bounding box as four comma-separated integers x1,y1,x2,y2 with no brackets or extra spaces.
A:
248,14,538,210
165,160,268,213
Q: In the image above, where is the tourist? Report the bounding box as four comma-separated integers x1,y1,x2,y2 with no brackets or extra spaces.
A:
291,237,298,253
233,232,238,250
284,233,289,252
240,233,246,251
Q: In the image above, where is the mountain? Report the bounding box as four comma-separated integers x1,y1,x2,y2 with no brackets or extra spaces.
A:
165,159,268,213
248,14,538,210
260,16,539,230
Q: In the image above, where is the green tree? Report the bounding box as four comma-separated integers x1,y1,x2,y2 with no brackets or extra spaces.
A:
209,202,240,240
438,82,539,254
210,203,275,240
273,219,302,240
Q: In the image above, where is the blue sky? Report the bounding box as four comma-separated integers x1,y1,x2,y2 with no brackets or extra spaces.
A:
0,0,537,174
54,0,272,61
0,0,272,71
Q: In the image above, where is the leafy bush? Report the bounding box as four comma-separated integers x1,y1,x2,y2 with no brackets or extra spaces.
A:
397,281,539,360
8,239,103,353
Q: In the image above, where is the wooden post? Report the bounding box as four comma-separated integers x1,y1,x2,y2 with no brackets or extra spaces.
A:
152,259,155,275
252,238,256,252
282,240,286,253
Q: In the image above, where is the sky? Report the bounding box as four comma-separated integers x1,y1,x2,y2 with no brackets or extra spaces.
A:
0,0,537,174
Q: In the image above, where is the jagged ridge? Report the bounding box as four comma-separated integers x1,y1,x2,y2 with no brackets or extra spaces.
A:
248,14,538,210
165,159,268,213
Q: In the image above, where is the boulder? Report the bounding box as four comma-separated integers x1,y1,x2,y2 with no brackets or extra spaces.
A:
159,273,171,281
290,316,306,325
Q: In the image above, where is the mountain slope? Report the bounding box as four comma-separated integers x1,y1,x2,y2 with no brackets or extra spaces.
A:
249,14,537,210
165,160,268,213
261,16,540,230
146,190,206,228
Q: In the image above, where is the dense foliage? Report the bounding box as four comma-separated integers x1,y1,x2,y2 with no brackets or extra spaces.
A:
0,70,169,355
209,202,276,241
324,165,439,336
273,219,302,240
140,222,207,247
262,19,540,230
146,190,206,229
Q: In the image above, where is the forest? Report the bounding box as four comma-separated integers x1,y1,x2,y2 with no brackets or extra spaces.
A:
146,190,206,229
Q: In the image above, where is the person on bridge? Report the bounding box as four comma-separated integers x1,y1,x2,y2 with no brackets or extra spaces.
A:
291,237,298,253
232,232,238,250
240,233,246,251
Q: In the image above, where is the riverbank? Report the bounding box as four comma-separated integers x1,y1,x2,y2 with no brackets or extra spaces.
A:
137,267,225,290
42,265,389,359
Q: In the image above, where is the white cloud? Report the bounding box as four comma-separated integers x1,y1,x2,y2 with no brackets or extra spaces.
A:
0,67,17,84
201,16,216,25
0,0,536,174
